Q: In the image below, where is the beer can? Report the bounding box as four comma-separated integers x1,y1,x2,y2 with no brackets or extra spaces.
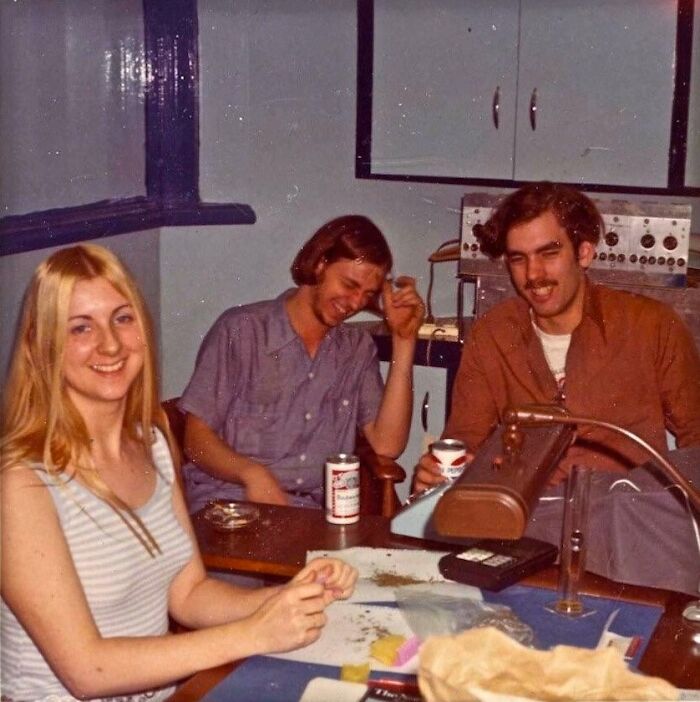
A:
325,453,360,524
432,439,467,480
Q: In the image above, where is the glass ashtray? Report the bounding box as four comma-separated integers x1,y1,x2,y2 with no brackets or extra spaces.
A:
202,500,259,531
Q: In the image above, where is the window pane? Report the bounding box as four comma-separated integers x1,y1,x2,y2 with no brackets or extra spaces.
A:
0,0,146,217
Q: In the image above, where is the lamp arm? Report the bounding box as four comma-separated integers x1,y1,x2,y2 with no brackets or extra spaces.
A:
504,408,700,512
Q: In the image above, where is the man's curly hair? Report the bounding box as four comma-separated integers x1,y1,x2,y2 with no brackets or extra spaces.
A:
474,182,603,259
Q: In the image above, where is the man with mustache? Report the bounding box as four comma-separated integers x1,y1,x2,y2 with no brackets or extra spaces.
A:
411,183,700,593
413,181,700,489
179,215,424,512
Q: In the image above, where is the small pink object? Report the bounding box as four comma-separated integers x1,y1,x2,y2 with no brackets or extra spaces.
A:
394,635,421,666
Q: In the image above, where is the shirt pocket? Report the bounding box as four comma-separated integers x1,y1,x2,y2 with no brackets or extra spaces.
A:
322,385,357,426
231,411,287,463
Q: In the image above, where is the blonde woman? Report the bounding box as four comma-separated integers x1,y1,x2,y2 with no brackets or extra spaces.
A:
0,244,357,701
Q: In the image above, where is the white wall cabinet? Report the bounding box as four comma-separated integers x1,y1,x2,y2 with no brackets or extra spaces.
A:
685,0,700,187
368,0,679,189
381,361,448,503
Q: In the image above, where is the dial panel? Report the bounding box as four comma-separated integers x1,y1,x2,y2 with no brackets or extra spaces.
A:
459,194,691,286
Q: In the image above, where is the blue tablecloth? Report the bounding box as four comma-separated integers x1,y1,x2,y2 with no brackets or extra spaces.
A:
202,658,411,702
201,585,663,702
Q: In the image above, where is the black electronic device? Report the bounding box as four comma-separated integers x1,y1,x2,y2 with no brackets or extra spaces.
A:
438,537,558,592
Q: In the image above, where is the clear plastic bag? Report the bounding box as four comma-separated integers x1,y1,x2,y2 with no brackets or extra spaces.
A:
394,584,535,647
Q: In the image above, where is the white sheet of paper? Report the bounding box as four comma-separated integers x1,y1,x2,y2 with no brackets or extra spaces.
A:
268,601,417,672
306,547,482,603
298,677,366,702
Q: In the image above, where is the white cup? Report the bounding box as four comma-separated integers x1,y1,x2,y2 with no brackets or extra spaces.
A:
431,439,467,479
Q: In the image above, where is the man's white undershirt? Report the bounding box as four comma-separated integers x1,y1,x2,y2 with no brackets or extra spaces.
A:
532,320,571,384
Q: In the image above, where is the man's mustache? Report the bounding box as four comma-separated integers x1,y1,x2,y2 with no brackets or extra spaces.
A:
525,279,557,290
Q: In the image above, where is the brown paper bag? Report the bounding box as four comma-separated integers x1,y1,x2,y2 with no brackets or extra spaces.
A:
418,627,678,702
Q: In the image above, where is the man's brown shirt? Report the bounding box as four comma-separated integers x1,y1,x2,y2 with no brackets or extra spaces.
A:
445,281,700,485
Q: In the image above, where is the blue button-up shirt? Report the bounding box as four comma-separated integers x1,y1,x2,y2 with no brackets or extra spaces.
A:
179,290,384,512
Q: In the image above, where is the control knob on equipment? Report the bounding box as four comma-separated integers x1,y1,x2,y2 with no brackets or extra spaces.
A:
663,235,678,251
604,232,619,247
640,234,655,249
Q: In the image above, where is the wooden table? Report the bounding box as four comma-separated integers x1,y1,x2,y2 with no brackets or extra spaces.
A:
169,503,700,700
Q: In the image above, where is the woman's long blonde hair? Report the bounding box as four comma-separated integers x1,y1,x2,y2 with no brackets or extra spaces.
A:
1,244,176,556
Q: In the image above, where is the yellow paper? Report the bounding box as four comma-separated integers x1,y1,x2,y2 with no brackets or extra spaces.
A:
370,634,407,666
340,662,370,683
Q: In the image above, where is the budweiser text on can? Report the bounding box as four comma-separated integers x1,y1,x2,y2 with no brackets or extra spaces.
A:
432,439,467,480
325,453,360,524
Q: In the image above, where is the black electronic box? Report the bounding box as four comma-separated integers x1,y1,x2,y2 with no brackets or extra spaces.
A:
438,537,558,591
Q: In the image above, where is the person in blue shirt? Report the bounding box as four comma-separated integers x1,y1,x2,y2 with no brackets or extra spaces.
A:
179,215,424,512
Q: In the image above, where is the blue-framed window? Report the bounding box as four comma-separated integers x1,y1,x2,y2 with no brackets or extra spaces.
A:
0,0,255,257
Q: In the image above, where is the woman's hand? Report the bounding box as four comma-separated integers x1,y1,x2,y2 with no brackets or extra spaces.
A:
250,579,328,653
290,558,358,605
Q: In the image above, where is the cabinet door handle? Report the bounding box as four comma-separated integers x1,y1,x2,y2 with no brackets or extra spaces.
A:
421,391,430,432
492,86,500,129
529,88,537,131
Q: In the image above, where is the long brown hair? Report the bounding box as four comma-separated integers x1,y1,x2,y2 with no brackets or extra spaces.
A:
290,215,392,285
1,244,174,556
